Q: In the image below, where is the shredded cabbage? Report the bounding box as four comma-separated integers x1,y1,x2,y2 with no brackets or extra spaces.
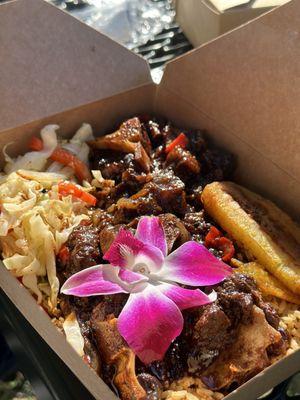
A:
0,171,90,311
4,125,59,174
22,274,43,304
0,123,94,312
91,169,115,188
17,170,66,188
71,123,94,143
63,312,85,357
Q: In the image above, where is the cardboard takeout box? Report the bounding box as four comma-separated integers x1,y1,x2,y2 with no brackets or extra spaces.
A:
176,0,291,47
0,0,299,399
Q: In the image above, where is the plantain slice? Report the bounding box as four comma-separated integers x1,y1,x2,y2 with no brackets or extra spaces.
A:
231,259,300,305
201,182,300,295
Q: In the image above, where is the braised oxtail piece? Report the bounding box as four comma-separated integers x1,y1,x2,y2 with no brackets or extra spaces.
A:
91,301,147,400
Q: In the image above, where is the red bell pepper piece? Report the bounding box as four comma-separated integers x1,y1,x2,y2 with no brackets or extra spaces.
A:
205,226,221,247
217,237,235,262
58,245,70,265
29,136,43,151
205,226,235,262
28,137,92,182
165,133,188,154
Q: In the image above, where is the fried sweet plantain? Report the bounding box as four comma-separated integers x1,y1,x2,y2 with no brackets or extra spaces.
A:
231,259,300,305
201,182,300,294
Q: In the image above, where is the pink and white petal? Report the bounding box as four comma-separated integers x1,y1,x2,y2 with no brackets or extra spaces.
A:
118,268,148,284
157,283,215,310
103,228,144,267
136,217,167,256
160,241,232,286
61,265,126,297
118,285,183,364
116,268,148,293
135,244,164,272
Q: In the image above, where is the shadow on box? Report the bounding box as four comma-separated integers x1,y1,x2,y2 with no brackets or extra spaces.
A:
0,289,95,400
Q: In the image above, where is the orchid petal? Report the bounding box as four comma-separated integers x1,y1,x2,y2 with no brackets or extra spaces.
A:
118,285,183,364
61,264,147,297
133,244,164,273
104,228,144,267
157,283,216,310
118,268,149,293
104,227,164,271
136,216,167,256
118,268,147,284
159,241,232,286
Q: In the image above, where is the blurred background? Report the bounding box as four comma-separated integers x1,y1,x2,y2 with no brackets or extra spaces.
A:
47,0,185,83
0,0,298,399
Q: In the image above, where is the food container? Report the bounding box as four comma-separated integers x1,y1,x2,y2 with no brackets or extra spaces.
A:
0,0,299,399
176,0,291,46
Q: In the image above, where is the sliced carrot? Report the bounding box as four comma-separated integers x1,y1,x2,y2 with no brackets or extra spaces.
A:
28,137,92,182
79,191,97,206
165,133,188,154
29,136,43,151
58,182,82,197
58,182,97,206
51,147,92,182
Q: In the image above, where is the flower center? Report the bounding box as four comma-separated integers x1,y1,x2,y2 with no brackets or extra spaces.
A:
133,262,150,276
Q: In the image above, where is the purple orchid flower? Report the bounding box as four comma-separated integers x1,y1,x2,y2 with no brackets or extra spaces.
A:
61,217,231,364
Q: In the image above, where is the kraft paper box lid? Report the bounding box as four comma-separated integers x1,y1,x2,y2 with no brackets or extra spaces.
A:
0,0,152,132
162,0,300,217
209,0,289,12
207,0,252,12
176,0,291,46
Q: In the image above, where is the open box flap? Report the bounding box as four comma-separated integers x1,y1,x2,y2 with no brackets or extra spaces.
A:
0,0,152,131
208,0,251,12
253,0,291,8
160,0,299,187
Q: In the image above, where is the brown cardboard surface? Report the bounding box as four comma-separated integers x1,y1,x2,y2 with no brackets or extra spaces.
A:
209,0,251,12
254,0,290,6
225,348,300,400
0,0,151,132
220,7,270,32
164,0,300,218
177,0,221,46
176,0,277,46
0,1,299,399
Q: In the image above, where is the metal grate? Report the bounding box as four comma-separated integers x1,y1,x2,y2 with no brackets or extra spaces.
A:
132,22,192,69
52,1,192,81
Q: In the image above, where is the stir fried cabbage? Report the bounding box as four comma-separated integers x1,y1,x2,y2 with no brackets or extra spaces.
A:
0,157,92,312
63,311,85,357
4,123,94,179
0,171,90,310
4,125,59,174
